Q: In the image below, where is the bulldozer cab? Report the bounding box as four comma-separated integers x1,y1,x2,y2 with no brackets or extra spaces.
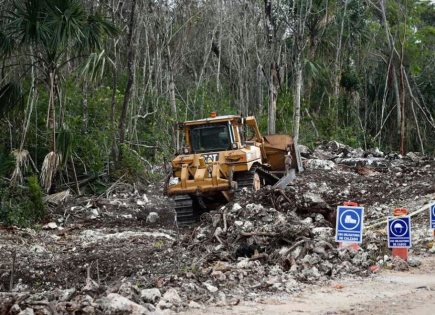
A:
190,122,233,153
178,114,265,155
179,115,249,155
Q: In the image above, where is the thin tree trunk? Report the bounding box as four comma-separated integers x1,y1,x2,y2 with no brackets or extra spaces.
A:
118,0,137,147
410,99,424,154
380,0,403,137
216,0,223,93
392,69,401,134
167,45,177,151
82,81,88,132
293,56,303,144
268,62,278,134
256,64,263,112
265,0,277,134
333,0,348,103
399,65,406,155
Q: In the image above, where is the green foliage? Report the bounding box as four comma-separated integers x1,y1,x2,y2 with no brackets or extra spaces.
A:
115,144,146,181
0,82,24,117
57,125,73,167
0,152,14,177
0,175,46,227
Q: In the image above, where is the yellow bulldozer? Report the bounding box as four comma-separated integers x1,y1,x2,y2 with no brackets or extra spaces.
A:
165,113,303,224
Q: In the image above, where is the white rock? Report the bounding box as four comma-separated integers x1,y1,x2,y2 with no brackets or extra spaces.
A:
204,282,218,293
146,212,159,224
243,221,254,230
232,203,242,212
10,304,21,314
236,258,252,268
298,144,311,156
141,288,161,304
161,288,182,305
408,257,422,267
312,227,333,240
87,208,99,219
143,194,149,203
97,293,149,315
188,301,202,309
315,214,324,222
18,309,34,315
301,217,313,225
305,159,335,170
43,222,58,230
29,245,46,253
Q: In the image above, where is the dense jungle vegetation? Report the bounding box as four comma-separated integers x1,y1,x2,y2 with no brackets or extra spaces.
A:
0,0,434,225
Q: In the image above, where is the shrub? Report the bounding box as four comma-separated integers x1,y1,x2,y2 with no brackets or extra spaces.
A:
0,175,46,227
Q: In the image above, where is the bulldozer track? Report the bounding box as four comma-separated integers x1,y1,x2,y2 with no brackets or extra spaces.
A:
236,166,281,191
173,194,196,225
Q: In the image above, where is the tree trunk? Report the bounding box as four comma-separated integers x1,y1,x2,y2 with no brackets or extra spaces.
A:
216,0,223,93
399,66,406,155
82,81,88,132
118,0,137,146
293,56,303,144
392,69,401,134
256,64,263,112
167,45,177,152
333,0,348,104
268,62,278,134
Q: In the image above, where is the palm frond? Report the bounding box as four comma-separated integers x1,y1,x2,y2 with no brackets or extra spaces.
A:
0,30,15,56
56,125,72,167
0,82,24,117
10,149,30,185
83,13,119,51
40,151,60,192
6,0,50,45
80,50,112,81
45,0,87,50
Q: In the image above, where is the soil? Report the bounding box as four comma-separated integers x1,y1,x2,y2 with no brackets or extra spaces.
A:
181,255,435,315
0,144,434,314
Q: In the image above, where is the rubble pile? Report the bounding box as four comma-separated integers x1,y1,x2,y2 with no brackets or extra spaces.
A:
0,141,434,314
186,197,375,284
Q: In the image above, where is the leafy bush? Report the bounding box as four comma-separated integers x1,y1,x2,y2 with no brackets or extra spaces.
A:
0,175,46,227
114,144,146,181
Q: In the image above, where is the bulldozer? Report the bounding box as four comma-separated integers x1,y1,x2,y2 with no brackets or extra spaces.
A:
165,113,303,224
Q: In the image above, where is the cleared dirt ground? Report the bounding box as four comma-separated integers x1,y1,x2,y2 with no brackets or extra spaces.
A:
183,255,435,315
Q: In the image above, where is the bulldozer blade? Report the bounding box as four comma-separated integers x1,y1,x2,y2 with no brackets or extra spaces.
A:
273,169,296,190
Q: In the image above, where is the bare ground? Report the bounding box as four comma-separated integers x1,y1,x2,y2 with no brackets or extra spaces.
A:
182,255,435,315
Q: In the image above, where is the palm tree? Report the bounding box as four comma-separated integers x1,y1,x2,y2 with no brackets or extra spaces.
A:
1,0,117,191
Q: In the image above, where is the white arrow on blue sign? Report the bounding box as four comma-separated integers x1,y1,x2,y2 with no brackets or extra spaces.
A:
387,216,411,248
430,202,435,230
335,206,364,243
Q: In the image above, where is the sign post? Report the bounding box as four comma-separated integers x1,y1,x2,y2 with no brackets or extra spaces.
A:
388,208,411,261
335,202,364,250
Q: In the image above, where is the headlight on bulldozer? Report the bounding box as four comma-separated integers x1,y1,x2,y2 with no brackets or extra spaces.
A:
169,177,180,185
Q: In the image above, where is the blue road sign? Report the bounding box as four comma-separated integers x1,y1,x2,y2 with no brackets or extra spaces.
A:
388,216,411,248
335,206,364,243
430,202,435,230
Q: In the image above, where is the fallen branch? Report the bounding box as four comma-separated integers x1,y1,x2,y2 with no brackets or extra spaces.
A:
365,196,435,230
240,232,278,237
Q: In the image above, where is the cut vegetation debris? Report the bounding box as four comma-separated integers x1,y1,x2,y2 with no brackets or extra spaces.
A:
0,141,434,314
